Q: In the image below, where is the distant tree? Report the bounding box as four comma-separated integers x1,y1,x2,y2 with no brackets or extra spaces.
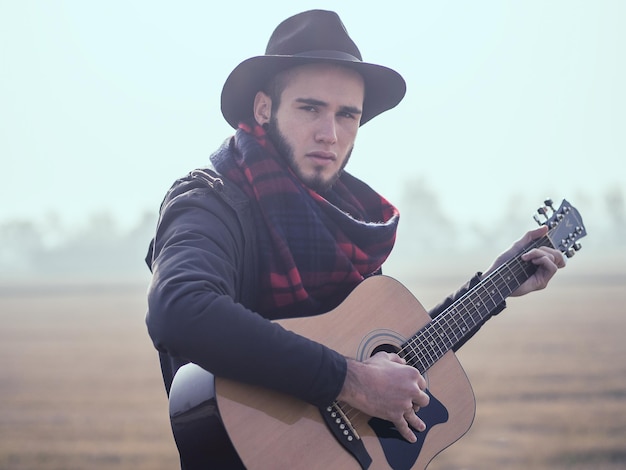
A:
0,220,44,276
394,177,457,260
0,210,157,282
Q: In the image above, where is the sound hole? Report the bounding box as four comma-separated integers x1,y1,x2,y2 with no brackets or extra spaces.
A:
371,344,399,356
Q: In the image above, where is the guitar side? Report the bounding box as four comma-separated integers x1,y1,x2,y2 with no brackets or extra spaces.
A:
216,275,476,469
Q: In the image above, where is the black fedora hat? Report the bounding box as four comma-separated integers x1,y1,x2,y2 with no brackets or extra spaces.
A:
220,10,406,128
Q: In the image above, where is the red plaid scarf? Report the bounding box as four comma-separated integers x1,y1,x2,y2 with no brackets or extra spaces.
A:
211,122,399,319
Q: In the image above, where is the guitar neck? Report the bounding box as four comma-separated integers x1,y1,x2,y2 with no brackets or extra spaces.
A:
401,235,553,375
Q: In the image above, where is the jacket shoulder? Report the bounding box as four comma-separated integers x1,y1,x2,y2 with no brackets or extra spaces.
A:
161,166,248,212
147,165,258,306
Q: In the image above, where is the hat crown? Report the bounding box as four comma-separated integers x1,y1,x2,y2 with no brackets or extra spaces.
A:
220,10,405,129
265,10,362,61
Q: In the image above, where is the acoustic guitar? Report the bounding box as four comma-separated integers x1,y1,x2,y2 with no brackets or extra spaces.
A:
168,199,586,469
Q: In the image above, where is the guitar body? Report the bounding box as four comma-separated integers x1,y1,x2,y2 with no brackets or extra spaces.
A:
216,276,476,469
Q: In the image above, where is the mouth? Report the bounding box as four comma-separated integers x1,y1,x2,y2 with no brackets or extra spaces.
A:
306,151,336,164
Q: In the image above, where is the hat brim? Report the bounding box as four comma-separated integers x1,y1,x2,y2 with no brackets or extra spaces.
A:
221,55,406,129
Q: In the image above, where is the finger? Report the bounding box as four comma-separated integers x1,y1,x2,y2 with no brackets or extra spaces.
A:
394,416,418,443
527,251,558,271
413,389,430,408
516,226,549,249
525,251,559,286
371,351,406,365
532,249,566,269
522,247,559,266
535,254,559,275
387,353,407,365
543,248,567,268
405,409,427,433
416,373,427,391
529,225,549,240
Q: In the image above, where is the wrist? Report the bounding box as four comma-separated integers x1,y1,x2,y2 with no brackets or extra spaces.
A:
337,358,365,403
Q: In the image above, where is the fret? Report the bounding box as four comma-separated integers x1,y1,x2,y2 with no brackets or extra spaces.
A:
452,305,470,337
415,333,436,371
498,264,518,297
466,292,487,324
478,280,500,311
450,313,464,345
415,357,428,375
482,276,504,308
458,296,480,332
437,309,462,348
424,326,444,359
400,340,417,365
430,324,448,356
432,320,455,351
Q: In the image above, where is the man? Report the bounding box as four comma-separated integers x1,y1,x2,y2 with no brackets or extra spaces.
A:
145,10,566,468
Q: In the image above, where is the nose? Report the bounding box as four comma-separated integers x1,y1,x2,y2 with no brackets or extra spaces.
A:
315,115,337,144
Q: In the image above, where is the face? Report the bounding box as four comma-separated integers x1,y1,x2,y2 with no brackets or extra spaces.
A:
254,63,365,192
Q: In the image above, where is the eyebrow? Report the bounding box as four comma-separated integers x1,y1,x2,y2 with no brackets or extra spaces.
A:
295,97,363,116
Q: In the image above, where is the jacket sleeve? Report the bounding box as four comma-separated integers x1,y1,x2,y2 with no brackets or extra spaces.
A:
145,177,346,408
428,273,506,351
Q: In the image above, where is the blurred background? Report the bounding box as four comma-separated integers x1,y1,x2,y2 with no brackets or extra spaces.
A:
1,1,624,469
1,0,624,283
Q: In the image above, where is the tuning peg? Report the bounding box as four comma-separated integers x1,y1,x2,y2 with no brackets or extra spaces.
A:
544,199,555,211
537,206,549,220
565,248,576,258
573,242,582,251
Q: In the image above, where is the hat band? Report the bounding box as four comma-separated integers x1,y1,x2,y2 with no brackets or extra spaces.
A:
290,49,362,63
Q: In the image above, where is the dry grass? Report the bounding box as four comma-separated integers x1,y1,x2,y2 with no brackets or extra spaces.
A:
1,273,625,469
0,285,178,470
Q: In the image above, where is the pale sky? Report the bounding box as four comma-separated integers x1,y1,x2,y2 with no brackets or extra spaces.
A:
2,1,624,237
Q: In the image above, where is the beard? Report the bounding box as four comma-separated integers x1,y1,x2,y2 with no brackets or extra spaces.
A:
265,115,352,193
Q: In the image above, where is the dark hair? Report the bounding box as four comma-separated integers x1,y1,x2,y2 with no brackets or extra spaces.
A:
262,68,293,114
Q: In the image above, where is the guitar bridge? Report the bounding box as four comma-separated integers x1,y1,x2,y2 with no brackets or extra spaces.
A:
320,402,372,469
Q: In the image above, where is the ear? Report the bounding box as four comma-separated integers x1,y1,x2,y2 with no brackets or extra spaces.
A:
253,91,272,126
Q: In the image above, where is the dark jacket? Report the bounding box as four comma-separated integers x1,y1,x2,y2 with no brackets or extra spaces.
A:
145,157,504,407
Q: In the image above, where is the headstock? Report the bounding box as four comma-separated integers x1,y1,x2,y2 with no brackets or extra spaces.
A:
534,199,587,258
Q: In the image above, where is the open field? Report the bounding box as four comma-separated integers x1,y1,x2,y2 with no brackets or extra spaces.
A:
1,272,625,469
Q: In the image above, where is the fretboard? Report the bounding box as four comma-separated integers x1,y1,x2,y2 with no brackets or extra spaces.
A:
401,235,554,374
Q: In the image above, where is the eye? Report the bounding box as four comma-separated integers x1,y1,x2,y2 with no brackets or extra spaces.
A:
299,105,317,113
339,111,356,120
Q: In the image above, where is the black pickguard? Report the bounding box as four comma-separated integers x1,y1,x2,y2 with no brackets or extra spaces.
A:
368,389,449,470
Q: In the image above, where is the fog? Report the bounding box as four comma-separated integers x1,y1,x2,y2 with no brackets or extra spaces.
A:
1,179,622,285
